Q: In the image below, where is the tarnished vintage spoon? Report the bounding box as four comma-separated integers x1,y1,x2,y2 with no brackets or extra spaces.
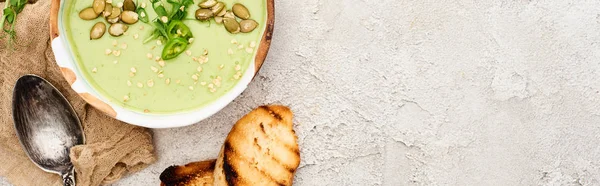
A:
12,75,84,186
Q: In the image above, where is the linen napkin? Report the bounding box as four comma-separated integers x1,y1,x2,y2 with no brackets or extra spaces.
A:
0,0,157,185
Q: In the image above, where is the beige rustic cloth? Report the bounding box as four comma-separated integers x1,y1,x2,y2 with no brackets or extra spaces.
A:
0,1,157,185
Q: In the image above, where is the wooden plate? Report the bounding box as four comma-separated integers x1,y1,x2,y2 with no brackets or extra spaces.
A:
48,0,275,128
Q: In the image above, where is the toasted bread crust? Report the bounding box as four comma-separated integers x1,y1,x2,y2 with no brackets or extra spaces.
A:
159,105,300,186
214,105,301,186
160,159,216,186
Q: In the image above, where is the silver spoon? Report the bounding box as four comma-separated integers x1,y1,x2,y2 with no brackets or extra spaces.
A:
12,75,84,186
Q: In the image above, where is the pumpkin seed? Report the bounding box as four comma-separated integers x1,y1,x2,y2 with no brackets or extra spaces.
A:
109,23,128,37
90,22,106,40
217,8,226,17
108,6,121,19
93,0,106,15
223,18,240,34
240,19,258,33
106,16,120,24
232,3,250,19
224,11,235,19
195,9,214,21
198,0,217,8
215,16,223,24
79,7,99,20
103,3,113,17
121,11,139,24
123,0,136,11
211,2,225,14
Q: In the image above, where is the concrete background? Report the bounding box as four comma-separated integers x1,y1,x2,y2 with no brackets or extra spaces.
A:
4,0,600,185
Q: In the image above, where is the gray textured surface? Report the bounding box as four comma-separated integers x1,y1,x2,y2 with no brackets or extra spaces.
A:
4,0,600,185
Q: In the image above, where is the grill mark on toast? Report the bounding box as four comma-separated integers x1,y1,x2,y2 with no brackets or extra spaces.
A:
269,120,300,156
259,106,283,120
257,108,298,159
254,137,263,151
232,148,288,186
260,122,266,134
253,125,299,173
159,160,215,186
253,136,296,172
289,140,300,157
223,142,239,186
207,161,216,170
256,163,287,185
258,106,298,156
159,166,183,186
263,120,300,162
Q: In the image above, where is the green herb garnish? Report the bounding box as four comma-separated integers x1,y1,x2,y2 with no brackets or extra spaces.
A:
0,0,27,48
144,0,194,60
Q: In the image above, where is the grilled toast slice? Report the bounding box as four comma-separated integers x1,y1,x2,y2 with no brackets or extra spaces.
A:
160,159,216,186
214,105,301,186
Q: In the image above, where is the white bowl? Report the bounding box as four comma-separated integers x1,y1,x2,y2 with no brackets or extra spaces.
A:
49,0,275,128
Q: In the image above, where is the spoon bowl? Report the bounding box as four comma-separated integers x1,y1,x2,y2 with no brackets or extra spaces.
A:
12,75,84,186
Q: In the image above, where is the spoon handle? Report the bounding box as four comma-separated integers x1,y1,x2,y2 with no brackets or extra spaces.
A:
61,168,75,186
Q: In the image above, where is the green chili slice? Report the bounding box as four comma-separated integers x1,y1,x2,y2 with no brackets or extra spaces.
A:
167,20,193,40
161,37,188,60
137,8,149,23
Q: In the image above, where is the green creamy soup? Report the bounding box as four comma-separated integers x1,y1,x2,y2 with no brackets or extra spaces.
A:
64,0,266,114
